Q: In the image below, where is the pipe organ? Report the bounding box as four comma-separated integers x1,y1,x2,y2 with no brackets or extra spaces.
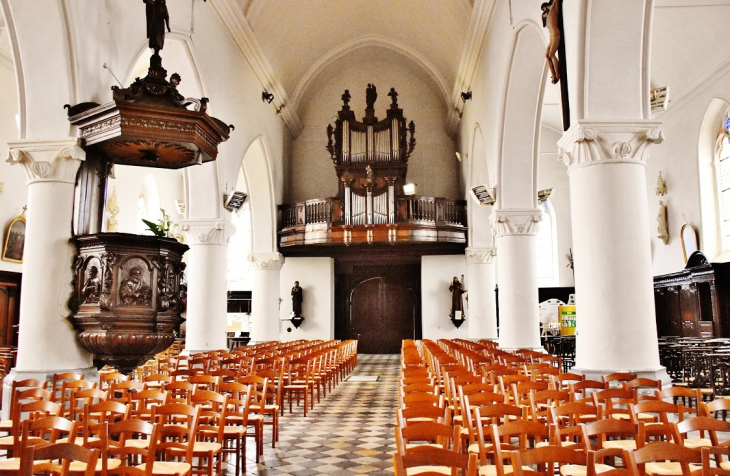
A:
279,85,466,250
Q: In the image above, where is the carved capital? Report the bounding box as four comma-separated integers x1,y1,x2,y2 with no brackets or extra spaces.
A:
180,219,235,245
7,138,86,184
490,208,542,238
557,121,663,173
248,252,285,271
465,247,497,265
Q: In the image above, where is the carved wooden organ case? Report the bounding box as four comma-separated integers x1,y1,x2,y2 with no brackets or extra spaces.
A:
279,85,467,251
327,85,415,227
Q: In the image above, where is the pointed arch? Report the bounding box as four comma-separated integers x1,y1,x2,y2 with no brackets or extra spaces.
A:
496,20,548,209
468,122,493,248
240,135,277,253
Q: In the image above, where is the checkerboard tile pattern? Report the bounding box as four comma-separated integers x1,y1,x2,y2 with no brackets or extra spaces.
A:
238,354,399,476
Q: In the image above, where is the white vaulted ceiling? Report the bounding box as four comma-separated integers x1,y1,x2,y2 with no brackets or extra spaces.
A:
212,0,483,135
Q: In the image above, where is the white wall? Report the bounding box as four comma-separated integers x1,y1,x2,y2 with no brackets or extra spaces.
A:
278,257,334,342
421,255,468,340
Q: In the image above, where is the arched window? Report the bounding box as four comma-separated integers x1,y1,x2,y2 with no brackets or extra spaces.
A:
537,201,558,286
227,200,253,287
716,114,730,252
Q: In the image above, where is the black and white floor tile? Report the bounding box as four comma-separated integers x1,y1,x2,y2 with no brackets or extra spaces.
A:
236,354,399,476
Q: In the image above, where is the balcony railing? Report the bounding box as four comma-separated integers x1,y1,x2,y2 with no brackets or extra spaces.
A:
278,196,466,248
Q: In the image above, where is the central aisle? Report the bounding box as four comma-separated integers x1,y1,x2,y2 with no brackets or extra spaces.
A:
253,354,400,476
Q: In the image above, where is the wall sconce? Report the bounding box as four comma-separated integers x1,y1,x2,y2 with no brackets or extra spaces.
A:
262,91,275,104
461,91,472,102
403,183,417,196
224,190,248,212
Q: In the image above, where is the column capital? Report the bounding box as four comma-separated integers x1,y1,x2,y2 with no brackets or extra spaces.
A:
248,252,285,270
465,247,497,265
490,208,542,238
180,219,235,245
7,138,85,184
557,121,663,173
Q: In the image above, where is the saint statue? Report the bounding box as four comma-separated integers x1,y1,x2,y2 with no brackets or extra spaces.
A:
449,276,467,319
291,281,303,317
144,0,170,55
366,83,377,110
120,266,152,305
82,266,101,304
657,200,669,245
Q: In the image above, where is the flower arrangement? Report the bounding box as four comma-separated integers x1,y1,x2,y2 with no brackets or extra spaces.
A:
142,208,184,242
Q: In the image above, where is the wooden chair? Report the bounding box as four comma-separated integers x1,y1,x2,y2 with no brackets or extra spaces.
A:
551,372,585,391
603,373,637,389
530,389,571,424
392,446,478,476
282,358,314,416
20,442,99,476
255,367,283,444
68,387,107,423
509,444,588,476
571,380,607,404
593,388,636,420
188,375,219,392
394,420,457,455
185,390,227,476
130,389,168,422
701,446,730,476
110,381,145,406
99,371,127,391
624,441,701,476
1,379,48,435
218,382,251,476
0,400,61,457
0,415,77,474
672,416,730,450
143,404,200,476
51,372,84,403
162,381,195,406
477,420,551,473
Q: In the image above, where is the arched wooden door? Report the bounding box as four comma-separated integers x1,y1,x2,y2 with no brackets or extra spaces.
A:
335,262,420,354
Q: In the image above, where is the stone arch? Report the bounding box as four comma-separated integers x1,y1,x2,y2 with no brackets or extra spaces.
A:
239,135,277,253
698,97,730,259
496,20,548,209
468,122,493,248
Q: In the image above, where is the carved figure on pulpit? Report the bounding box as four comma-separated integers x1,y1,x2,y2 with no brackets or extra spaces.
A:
82,266,101,304
291,281,303,317
449,276,467,319
120,266,152,305
144,0,170,55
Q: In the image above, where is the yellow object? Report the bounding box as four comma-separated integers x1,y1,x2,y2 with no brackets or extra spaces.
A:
559,305,576,336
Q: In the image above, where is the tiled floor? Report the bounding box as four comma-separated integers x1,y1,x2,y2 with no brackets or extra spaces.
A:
239,354,399,476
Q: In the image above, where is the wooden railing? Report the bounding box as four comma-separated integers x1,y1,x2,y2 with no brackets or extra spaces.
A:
278,196,466,248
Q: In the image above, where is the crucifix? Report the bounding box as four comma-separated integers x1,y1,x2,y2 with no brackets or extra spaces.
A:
542,0,570,131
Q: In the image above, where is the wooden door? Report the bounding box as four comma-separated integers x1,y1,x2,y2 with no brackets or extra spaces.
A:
0,272,20,347
335,262,420,354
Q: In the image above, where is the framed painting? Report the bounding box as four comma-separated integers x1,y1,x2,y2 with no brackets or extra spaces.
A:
2,215,25,263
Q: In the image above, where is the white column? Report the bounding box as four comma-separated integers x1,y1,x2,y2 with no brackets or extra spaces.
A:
558,122,667,380
248,252,285,343
465,247,498,340
181,219,233,353
490,209,542,350
3,139,96,417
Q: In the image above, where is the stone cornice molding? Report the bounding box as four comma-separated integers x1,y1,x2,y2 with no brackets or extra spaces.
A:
557,121,664,173
180,219,235,246
446,0,496,136
209,0,303,136
465,247,497,265
6,138,85,185
248,252,285,271
490,208,542,238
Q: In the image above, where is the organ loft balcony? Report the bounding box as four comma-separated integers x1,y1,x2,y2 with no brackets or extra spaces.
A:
277,85,467,257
